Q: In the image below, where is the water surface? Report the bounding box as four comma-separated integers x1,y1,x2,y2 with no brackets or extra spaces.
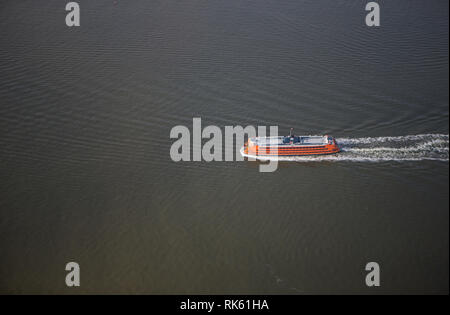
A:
0,0,448,294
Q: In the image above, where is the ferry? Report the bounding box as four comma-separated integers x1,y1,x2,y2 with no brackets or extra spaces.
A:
243,129,340,157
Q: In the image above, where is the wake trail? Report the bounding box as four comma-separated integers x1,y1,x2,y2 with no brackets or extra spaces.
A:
242,134,449,162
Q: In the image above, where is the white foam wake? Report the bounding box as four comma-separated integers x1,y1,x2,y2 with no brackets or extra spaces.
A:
240,134,449,162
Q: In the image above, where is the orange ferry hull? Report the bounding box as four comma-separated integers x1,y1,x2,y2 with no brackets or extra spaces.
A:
244,143,340,156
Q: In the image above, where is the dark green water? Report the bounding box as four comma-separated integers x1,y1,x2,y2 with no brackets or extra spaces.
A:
0,0,448,294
